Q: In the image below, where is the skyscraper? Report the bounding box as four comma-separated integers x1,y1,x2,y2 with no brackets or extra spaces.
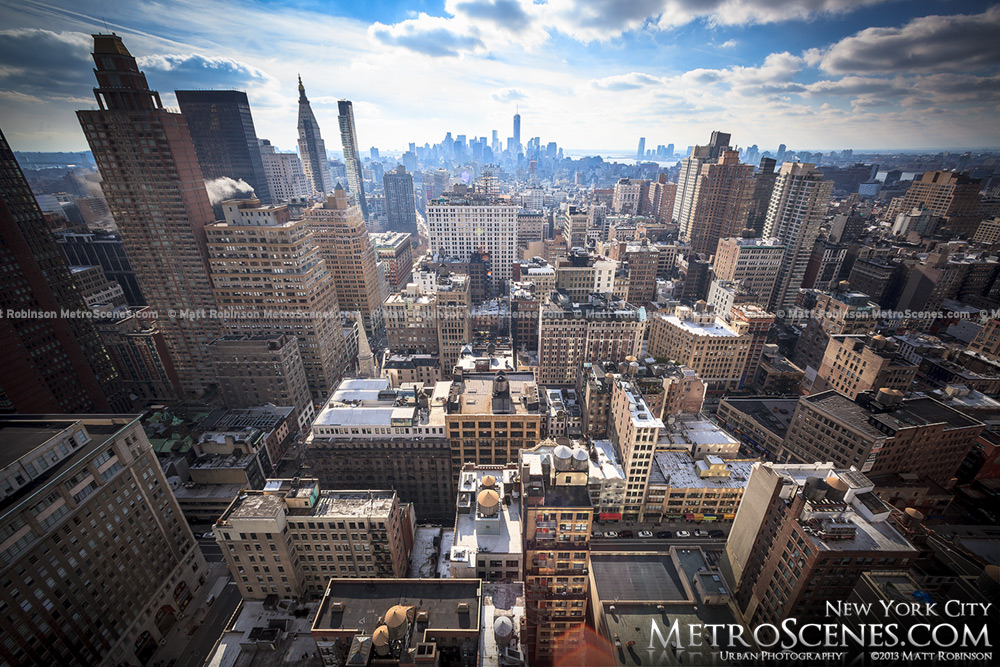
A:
303,186,385,339
78,33,222,396
747,156,778,236
258,138,311,202
206,199,348,401
763,162,834,312
175,89,272,204
636,136,645,159
513,109,521,151
337,99,369,220
685,150,756,256
382,165,418,234
0,127,125,413
297,76,334,195
673,130,730,232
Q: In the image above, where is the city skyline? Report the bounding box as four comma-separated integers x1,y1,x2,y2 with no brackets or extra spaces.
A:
0,1,998,154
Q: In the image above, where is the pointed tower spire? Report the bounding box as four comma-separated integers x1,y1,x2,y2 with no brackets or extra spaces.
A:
354,311,377,378
298,74,306,101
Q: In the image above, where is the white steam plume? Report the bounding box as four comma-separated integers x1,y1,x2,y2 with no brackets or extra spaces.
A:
204,177,255,205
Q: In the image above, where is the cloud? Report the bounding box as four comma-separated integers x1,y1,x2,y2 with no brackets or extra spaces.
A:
204,176,255,205
814,6,1000,75
0,29,95,97
719,39,737,48
589,72,663,91
450,0,533,32
369,14,486,57
492,87,526,102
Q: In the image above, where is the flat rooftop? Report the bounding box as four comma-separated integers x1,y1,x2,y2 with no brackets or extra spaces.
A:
660,313,740,337
453,469,522,556
805,391,982,435
720,397,800,438
590,552,686,602
313,579,481,632
450,373,539,415
658,414,739,449
648,451,755,489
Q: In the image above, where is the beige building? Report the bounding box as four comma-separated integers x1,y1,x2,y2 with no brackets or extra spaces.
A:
303,186,385,337
214,478,411,600
644,451,755,522
560,205,589,247
381,352,442,387
538,291,645,386
0,415,206,666
372,230,414,291
973,217,1000,245
612,177,647,215
520,441,594,664
622,239,659,305
444,372,543,483
384,274,471,377
685,151,756,256
969,318,1000,360
713,236,785,307
647,303,752,393
609,377,665,519
436,274,473,377
813,334,918,399
553,249,616,301
207,198,347,400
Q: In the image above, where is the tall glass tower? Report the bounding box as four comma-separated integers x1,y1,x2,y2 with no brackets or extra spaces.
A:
297,76,334,195
337,99,369,220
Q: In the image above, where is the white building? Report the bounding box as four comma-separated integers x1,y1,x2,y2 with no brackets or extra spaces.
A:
427,196,518,288
259,139,311,201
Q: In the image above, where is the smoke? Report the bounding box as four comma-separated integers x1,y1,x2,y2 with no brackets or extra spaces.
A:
71,168,105,197
204,177,255,205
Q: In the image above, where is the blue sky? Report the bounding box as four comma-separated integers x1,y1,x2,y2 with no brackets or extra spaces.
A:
1,0,998,153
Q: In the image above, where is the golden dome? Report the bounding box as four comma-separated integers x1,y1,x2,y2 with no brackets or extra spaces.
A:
372,625,390,646
477,489,500,508
481,475,496,488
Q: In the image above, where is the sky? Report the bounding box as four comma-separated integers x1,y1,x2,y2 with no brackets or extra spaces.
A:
1,0,999,154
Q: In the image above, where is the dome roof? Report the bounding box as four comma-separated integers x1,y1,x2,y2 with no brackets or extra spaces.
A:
481,475,496,488
572,447,589,461
372,625,390,646
477,489,500,508
385,605,410,628
553,444,573,460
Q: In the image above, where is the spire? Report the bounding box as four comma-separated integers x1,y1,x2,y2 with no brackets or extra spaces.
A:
354,311,376,378
298,74,306,102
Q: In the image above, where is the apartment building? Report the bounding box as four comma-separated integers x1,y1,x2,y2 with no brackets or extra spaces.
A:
813,334,918,399
214,478,411,600
449,463,523,582
609,377,665,520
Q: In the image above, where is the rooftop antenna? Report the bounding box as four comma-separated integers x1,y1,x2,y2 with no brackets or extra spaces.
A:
102,16,110,32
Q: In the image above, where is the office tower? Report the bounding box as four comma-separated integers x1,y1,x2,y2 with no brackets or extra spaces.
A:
303,187,385,339
782,390,982,484
372,231,414,291
509,282,541,353
793,287,880,373
553,249,616,301
747,157,778,236
621,239,659,305
513,110,521,151
312,579,483,666
444,371,542,481
519,441,593,664
647,303,752,394
175,90,271,204
450,463,523,581
611,177,647,215
305,377,453,520
636,137,645,159
685,150,756,256
560,204,589,246
721,463,917,627
206,198,347,400
776,143,787,161
385,283,441,354
54,230,146,306
296,76,334,195
673,130,730,231
898,170,982,236
762,162,834,312
259,138,311,202
516,209,546,247
435,274,473,376
802,240,848,290
607,376,665,519
208,333,315,425
676,251,712,302
78,34,222,396
0,415,207,666
0,129,126,413
427,194,518,289
96,307,183,403
713,236,785,307
337,99,369,220
214,478,411,599
538,292,645,386
813,334,917,399
382,165,418,234
491,129,499,153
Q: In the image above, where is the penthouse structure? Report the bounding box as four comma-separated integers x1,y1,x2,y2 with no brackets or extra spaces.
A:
450,463,523,582
783,389,984,485
538,292,645,386
519,441,594,665
305,378,453,521
0,415,206,666
646,303,752,393
214,478,411,600
722,463,918,626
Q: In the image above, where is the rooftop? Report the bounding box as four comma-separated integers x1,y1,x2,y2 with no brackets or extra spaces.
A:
805,391,982,435
658,414,739,449
720,397,799,439
648,451,756,489
313,579,481,633
591,553,686,602
453,467,522,558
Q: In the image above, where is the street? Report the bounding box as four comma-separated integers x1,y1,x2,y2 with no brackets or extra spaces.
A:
170,582,242,667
